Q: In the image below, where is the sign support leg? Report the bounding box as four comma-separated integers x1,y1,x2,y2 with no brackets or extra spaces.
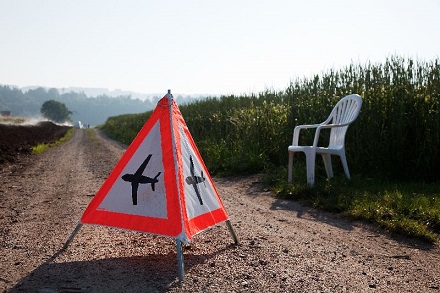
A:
46,223,82,263
176,239,184,281
62,222,83,251
225,220,239,244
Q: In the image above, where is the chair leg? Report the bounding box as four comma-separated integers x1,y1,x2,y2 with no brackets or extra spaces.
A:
288,152,294,183
340,153,351,179
305,150,316,187
321,154,334,178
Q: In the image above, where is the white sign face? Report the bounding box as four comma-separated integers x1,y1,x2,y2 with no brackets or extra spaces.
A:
98,121,167,218
180,125,220,220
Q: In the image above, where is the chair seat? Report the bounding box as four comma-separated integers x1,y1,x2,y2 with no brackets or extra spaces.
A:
316,146,344,154
287,145,314,151
288,145,343,151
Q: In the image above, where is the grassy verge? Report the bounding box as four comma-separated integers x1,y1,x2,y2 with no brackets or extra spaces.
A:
32,128,74,155
272,166,440,243
86,128,100,145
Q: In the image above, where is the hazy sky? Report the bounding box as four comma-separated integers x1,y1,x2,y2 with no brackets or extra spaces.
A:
1,0,439,95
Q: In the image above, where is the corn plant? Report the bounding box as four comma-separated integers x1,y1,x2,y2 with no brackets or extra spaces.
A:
102,56,440,181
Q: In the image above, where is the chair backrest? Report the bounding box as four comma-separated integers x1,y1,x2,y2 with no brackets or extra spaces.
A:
327,94,362,148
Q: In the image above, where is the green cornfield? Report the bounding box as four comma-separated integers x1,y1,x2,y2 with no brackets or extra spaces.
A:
101,56,440,182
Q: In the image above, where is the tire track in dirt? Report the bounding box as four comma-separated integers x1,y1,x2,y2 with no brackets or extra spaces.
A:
1,129,98,290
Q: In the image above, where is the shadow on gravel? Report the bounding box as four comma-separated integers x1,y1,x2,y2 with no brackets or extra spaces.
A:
225,175,357,232
270,197,355,231
270,197,438,251
9,252,213,292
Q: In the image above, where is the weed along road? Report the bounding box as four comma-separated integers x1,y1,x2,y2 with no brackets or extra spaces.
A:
1,128,439,292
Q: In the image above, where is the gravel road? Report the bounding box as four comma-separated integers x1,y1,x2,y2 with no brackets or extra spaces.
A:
1,128,439,292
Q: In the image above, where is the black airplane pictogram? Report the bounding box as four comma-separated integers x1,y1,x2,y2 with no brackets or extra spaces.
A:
185,155,205,205
121,154,161,205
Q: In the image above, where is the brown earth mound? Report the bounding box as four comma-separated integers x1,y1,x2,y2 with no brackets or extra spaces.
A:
0,121,70,164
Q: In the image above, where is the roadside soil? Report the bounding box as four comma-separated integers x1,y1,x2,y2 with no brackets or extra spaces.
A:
0,121,70,164
1,126,439,292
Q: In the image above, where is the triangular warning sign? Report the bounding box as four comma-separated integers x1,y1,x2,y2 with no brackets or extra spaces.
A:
81,92,229,242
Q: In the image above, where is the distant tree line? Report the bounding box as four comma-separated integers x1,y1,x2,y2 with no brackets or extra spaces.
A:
0,86,159,126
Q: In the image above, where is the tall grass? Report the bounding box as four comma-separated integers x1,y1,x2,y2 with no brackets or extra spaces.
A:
283,57,440,181
188,57,440,181
100,112,149,145
180,93,291,174
102,56,440,181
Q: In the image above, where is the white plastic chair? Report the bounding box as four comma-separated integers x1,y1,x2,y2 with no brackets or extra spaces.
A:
287,94,362,186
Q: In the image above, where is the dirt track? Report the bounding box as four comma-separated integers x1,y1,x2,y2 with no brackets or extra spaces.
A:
1,128,440,292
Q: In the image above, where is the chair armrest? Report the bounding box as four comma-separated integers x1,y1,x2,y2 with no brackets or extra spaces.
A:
312,122,351,147
317,122,352,129
292,124,321,145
